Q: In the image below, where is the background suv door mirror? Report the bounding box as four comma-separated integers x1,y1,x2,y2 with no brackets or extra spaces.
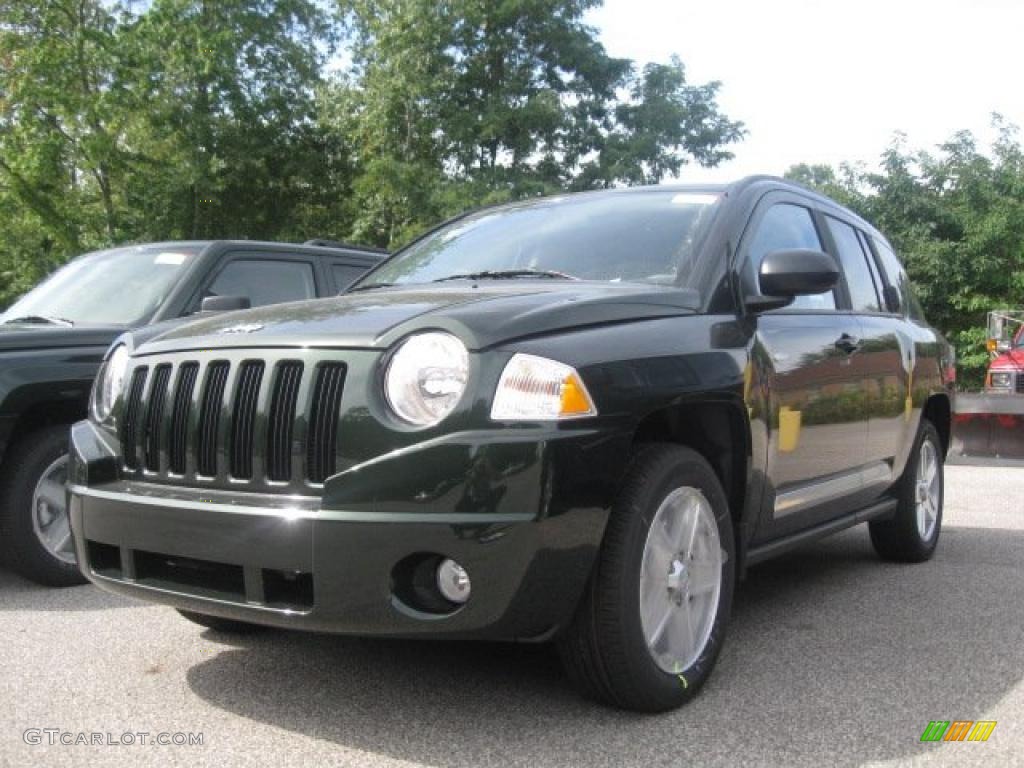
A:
200,295,251,313
756,248,839,300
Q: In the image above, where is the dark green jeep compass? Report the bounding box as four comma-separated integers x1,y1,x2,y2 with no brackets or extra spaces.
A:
69,177,954,711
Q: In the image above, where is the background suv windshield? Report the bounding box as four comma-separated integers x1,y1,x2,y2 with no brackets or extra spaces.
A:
0,244,200,326
364,190,718,287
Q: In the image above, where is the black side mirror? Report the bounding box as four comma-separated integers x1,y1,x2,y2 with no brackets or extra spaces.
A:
200,295,251,313
747,249,839,311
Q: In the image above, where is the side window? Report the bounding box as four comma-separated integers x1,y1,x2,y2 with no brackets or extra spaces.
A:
825,216,882,312
856,230,885,300
748,203,835,311
207,259,316,308
871,238,923,319
332,263,367,292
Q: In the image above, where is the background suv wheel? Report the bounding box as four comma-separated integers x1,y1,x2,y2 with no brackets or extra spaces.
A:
0,425,87,587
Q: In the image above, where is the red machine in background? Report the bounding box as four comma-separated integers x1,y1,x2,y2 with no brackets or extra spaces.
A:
953,310,1024,460
985,310,1024,392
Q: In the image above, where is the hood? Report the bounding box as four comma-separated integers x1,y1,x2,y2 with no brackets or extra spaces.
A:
990,348,1024,371
0,322,124,353
138,282,701,355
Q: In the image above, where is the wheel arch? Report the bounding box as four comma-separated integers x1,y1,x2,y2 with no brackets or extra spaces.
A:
923,393,952,457
1,397,84,472
630,398,752,553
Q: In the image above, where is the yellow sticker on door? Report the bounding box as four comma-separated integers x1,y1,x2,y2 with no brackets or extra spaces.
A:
779,406,802,453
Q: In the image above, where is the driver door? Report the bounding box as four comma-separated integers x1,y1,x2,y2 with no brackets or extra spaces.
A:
743,196,869,539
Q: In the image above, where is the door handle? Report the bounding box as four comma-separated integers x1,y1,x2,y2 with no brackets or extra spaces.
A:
835,334,861,354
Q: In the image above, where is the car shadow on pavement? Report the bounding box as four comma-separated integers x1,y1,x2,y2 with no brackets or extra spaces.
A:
186,524,1024,768
0,567,127,611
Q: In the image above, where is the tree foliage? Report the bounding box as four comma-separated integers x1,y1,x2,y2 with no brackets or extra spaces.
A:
787,117,1024,387
333,0,744,243
1,0,743,308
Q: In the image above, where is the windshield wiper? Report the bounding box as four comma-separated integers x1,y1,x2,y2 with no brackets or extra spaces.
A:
2,315,74,326
347,282,395,293
433,269,578,283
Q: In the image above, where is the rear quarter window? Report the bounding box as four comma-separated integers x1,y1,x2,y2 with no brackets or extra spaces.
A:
871,237,924,320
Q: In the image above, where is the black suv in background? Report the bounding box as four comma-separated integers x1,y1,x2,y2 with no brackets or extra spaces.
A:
69,178,954,711
0,239,385,586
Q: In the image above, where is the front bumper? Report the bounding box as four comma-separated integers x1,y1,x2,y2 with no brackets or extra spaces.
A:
69,420,629,640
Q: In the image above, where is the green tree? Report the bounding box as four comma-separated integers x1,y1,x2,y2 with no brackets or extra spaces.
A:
0,0,136,306
332,0,744,246
0,0,130,244
124,0,339,239
786,117,1024,387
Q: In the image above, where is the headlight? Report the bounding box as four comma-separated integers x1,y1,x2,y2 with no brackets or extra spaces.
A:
385,332,469,426
989,371,1013,389
491,353,597,421
94,344,130,422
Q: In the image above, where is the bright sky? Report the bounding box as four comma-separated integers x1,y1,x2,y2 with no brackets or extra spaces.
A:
588,0,1024,183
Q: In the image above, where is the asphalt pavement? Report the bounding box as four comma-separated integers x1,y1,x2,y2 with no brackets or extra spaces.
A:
2,464,1023,768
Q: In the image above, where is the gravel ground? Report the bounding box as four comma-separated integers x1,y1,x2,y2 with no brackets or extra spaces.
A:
2,464,1022,768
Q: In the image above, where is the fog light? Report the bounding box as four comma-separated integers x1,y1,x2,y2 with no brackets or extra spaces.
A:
436,558,471,604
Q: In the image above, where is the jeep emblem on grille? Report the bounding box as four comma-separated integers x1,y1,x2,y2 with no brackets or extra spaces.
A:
218,323,264,335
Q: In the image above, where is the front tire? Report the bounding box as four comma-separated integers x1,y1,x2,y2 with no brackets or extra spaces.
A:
558,444,735,712
869,419,944,563
0,426,86,587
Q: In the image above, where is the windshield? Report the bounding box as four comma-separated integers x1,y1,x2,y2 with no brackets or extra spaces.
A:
0,244,201,326
362,190,719,288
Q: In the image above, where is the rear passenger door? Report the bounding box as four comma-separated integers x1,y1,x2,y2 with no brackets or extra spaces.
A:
857,234,916,476
195,253,321,310
743,195,868,537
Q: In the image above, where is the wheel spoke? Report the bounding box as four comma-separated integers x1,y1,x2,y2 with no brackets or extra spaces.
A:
683,504,700,557
643,526,673,580
36,476,66,511
688,558,720,596
665,601,697,668
648,602,674,647
660,497,684,549
52,518,73,553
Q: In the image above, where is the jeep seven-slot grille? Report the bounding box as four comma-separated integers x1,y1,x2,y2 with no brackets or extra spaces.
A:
119,355,346,491
197,362,229,477
143,364,172,471
307,363,346,484
229,362,265,480
1016,373,1024,394
120,367,149,470
267,362,303,482
168,363,199,474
